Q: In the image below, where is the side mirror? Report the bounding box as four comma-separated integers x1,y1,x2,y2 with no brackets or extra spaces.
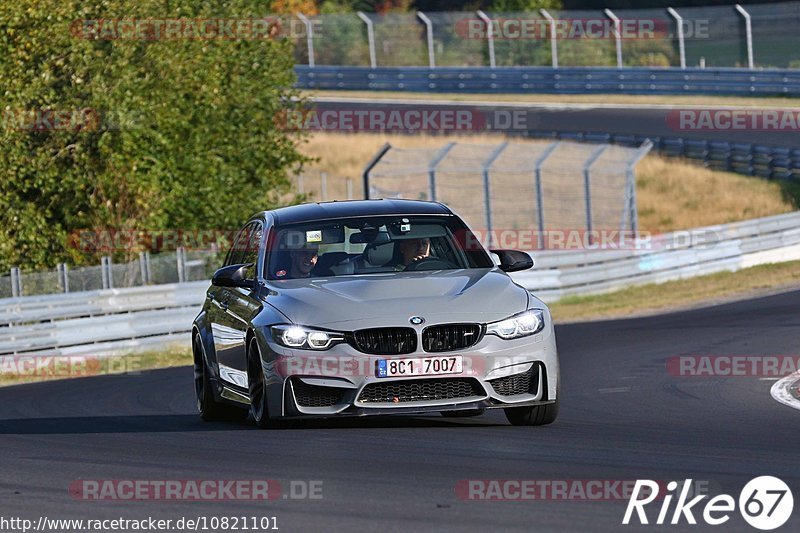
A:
212,263,255,289
490,249,534,273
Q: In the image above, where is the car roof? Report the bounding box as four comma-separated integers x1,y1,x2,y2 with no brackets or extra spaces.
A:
256,199,453,226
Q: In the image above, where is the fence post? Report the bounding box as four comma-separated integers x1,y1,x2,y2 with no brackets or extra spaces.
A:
297,13,315,68
417,11,436,68
427,142,456,202
582,145,609,241
624,140,654,233
177,247,186,283
533,142,560,240
482,142,509,245
476,11,496,68
139,251,151,285
346,178,354,200
735,4,754,69
320,172,328,201
604,9,623,68
57,263,69,293
541,9,559,69
357,12,377,68
362,143,392,199
10,267,21,297
101,256,113,289
667,7,686,69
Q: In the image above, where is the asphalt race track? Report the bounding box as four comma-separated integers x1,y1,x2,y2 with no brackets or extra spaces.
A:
1,289,799,532
311,97,800,148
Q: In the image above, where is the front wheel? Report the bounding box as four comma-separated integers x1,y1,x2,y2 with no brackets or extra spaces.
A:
504,398,559,426
194,335,247,422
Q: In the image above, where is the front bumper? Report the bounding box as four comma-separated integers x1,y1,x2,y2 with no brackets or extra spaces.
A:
255,326,559,420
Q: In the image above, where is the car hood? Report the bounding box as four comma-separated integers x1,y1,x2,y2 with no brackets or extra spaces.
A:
262,269,529,329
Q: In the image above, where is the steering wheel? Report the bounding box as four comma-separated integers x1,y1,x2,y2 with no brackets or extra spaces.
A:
403,256,456,272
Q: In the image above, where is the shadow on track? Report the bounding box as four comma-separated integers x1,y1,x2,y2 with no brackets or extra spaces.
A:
0,413,505,435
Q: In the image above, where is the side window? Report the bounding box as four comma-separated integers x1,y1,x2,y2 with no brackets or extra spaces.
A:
224,223,254,267
241,223,263,279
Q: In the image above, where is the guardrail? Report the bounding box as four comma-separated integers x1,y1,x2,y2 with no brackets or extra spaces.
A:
0,282,207,356
513,210,800,300
1,211,799,356
296,66,800,97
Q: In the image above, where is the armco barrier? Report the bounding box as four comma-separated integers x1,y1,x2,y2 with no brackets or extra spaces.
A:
296,66,800,97
1,211,798,355
513,210,800,300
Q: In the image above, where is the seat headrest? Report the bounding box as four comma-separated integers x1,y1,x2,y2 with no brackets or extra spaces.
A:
364,242,395,267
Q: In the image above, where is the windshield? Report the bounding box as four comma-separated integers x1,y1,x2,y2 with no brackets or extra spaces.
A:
266,215,492,280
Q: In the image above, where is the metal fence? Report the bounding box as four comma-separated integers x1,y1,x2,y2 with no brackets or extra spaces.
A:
362,139,653,241
292,3,800,69
0,248,220,299
524,130,800,181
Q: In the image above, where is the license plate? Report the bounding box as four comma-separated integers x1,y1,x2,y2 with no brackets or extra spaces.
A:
376,355,463,378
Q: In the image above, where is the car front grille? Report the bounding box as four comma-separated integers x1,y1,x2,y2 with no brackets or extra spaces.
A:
350,327,417,355
357,378,485,403
291,379,346,407
488,365,539,396
422,323,482,353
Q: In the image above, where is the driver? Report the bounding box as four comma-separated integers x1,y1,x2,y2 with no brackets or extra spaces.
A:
394,237,431,271
288,243,319,278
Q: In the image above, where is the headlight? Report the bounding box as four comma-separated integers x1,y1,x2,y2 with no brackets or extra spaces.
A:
271,325,345,350
486,309,545,340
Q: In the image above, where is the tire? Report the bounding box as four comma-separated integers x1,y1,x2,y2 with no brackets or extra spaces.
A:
504,398,559,426
194,335,248,422
247,338,277,429
440,409,485,418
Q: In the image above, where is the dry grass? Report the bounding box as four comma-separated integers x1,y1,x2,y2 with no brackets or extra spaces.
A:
635,156,793,232
307,90,800,109
297,132,795,231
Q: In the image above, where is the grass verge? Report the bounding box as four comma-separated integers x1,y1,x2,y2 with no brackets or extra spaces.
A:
307,90,800,109
549,260,800,323
0,345,192,388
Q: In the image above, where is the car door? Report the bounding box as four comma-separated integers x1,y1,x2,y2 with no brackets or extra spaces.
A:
221,221,264,380
209,222,257,389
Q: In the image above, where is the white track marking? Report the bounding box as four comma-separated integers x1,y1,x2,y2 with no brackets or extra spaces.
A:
770,370,800,411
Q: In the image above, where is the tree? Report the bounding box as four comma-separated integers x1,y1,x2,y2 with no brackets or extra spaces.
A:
0,0,307,270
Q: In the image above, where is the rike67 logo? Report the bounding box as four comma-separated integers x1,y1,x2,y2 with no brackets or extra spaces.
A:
623,477,793,530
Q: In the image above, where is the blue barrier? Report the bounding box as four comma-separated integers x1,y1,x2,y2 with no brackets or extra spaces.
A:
295,66,800,96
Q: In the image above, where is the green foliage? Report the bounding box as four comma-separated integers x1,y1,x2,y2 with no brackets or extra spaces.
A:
0,0,306,270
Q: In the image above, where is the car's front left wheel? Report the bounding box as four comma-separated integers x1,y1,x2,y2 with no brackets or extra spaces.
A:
248,338,280,429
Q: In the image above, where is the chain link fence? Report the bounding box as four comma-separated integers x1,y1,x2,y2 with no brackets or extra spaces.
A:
291,3,800,69
363,139,653,246
0,249,221,299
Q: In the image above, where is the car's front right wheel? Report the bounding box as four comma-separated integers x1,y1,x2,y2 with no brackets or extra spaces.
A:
194,334,247,422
